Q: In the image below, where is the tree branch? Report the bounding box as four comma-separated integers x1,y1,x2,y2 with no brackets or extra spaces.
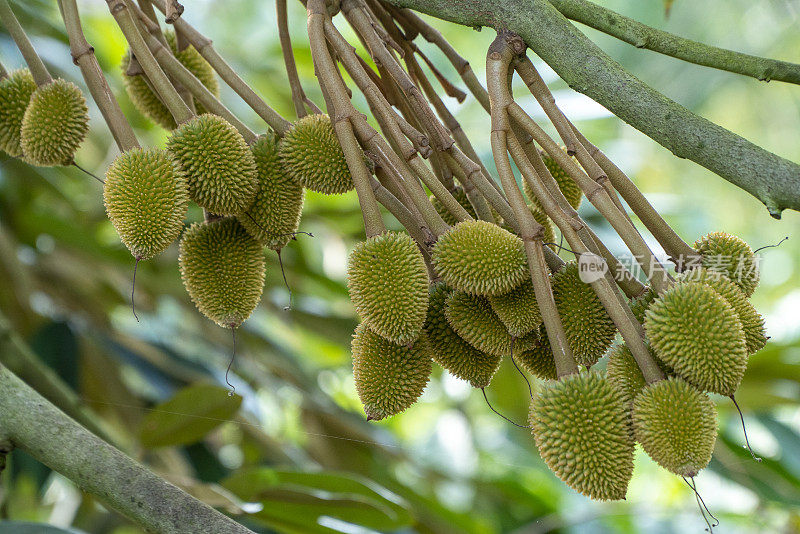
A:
382,0,800,218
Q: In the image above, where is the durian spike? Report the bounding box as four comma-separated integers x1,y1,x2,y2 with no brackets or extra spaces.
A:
481,387,529,429
226,325,237,396
730,395,762,462
509,337,534,401
682,476,719,532
72,162,105,184
131,257,140,322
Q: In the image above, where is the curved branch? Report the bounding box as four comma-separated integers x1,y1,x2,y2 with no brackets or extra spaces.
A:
384,0,800,217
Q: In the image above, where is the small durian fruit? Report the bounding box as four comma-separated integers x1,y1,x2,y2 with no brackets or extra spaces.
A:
352,323,432,421
433,220,527,297
166,114,258,216
445,290,536,357
694,232,759,297
522,147,582,210
179,218,266,327
424,283,501,388
279,113,353,195
630,287,656,324
645,281,747,396
20,79,89,167
606,344,648,412
529,372,634,501
430,185,476,226
515,326,557,380
347,232,429,345
0,69,37,157
551,262,616,367
237,133,304,250
121,31,219,129
488,278,542,338
633,377,718,477
103,148,189,261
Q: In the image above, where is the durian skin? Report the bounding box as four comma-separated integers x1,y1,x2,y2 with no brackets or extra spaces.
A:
0,69,37,157
178,218,266,328
551,262,616,367
351,323,432,421
633,377,718,477
430,185,476,226
645,281,747,396
20,79,89,167
488,278,542,338
103,148,189,261
347,232,429,345
433,220,527,297
237,134,304,250
522,148,582,210
606,344,648,412
279,114,353,195
630,287,656,324
529,372,634,501
166,114,258,216
424,283,501,388
694,232,759,297
515,326,557,380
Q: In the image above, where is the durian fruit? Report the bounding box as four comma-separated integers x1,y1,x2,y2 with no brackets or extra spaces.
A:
279,113,353,195
237,133,304,250
121,31,219,129
522,147,582,210
680,268,767,354
424,283,501,388
630,287,656,324
445,290,536,357
351,323,432,421
166,114,258,216
606,344,648,412
694,232,759,297
488,278,542,338
529,372,634,501
0,69,36,157
515,326,557,380
633,377,718,477
433,220,527,297
551,262,616,367
645,281,747,396
103,148,189,260
178,218,266,327
347,232,429,345
20,79,89,167
430,185,476,226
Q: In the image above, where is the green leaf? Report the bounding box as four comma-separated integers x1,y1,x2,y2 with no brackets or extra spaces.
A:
138,384,242,448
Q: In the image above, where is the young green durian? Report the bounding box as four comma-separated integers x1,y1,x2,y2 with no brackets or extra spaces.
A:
352,323,432,421
552,262,616,367
179,218,266,328
121,31,219,129
522,147,582,210
433,220,527,297
103,148,189,261
20,79,89,167
237,133,304,250
347,232,429,345
633,377,718,477
430,185,476,226
606,344,648,412
0,69,36,157
529,372,634,501
424,283,501,388
166,114,258,216
630,287,656,324
279,113,353,195
694,232,759,297
515,326,557,380
487,278,542,338
645,281,747,396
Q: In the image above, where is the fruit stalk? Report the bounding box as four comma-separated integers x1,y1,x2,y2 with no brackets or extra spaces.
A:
277,0,319,118
0,0,53,86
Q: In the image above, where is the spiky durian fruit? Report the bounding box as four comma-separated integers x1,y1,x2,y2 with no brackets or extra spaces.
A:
516,326,557,380
20,79,89,167
430,185,476,226
424,283,501,388
630,287,656,324
279,113,353,195
694,232,759,297
166,114,258,216
178,218,266,327
121,31,219,129
352,323,432,421
645,281,747,395
606,344,648,411
433,220,527,297
347,232,428,345
445,290,536,357
522,147,582,210
633,377,718,477
103,148,189,260
237,133,304,250
488,278,542,338
529,372,634,501
0,69,36,157
551,262,616,367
